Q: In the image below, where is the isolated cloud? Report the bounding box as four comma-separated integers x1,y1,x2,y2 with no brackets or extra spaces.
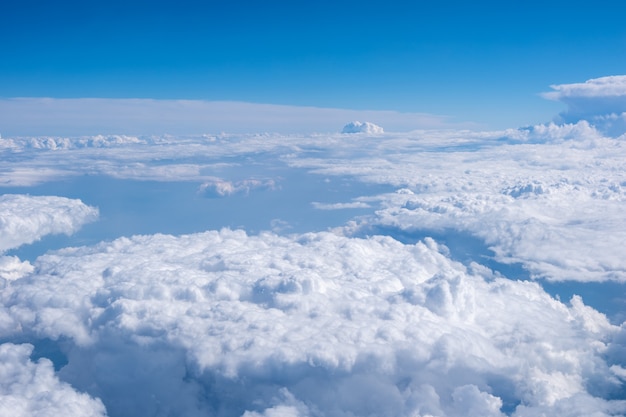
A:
0,195,99,252
0,229,624,416
0,343,107,417
542,75,626,136
341,121,384,134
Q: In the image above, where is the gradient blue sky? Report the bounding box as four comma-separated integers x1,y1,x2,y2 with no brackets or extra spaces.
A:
2,0,626,128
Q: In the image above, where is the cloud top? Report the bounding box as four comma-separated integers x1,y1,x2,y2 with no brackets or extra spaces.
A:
0,229,623,416
0,343,107,417
342,121,384,134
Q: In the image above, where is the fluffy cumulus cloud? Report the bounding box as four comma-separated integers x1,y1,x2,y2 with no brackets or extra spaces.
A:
0,194,98,252
341,121,384,134
0,343,107,417
0,229,625,416
543,75,626,136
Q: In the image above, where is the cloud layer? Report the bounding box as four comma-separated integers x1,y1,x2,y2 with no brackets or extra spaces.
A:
0,98,468,137
1,122,626,282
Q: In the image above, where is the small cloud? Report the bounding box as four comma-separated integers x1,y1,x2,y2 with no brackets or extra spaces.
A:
197,178,276,198
311,201,371,210
341,121,384,134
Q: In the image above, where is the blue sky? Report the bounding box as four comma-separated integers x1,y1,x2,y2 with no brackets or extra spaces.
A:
2,0,626,128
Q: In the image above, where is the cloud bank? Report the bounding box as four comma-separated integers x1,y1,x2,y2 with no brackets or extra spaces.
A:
1,76,626,416
543,75,626,136
1,230,624,416
0,98,468,136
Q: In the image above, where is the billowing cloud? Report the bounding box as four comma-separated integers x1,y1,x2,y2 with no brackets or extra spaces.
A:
542,75,626,136
311,201,371,210
0,195,99,253
198,178,277,198
0,229,624,416
341,121,384,134
0,343,107,417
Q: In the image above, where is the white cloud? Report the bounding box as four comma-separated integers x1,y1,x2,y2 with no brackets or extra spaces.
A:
0,195,99,253
198,178,277,198
542,75,626,136
311,201,370,210
0,343,107,417
0,256,33,281
543,76,626,99
0,229,623,416
342,121,384,134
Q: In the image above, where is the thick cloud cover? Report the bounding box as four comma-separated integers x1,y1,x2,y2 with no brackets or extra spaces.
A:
543,75,626,136
341,121,384,134
1,123,626,281
1,230,624,416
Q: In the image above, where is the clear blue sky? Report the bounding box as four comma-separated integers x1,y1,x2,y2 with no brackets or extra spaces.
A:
2,0,626,128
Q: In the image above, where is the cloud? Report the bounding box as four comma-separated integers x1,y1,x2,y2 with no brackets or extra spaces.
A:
0,343,107,417
197,178,277,198
311,201,371,210
543,76,626,99
0,195,99,253
341,121,384,134
542,75,626,136
0,98,472,137
0,256,33,281
0,229,624,416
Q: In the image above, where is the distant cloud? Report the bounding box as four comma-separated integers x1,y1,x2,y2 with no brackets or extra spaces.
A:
0,98,472,136
542,75,626,136
197,178,276,198
341,121,384,134
312,201,370,210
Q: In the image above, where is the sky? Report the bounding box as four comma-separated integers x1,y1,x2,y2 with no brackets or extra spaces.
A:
2,0,626,129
